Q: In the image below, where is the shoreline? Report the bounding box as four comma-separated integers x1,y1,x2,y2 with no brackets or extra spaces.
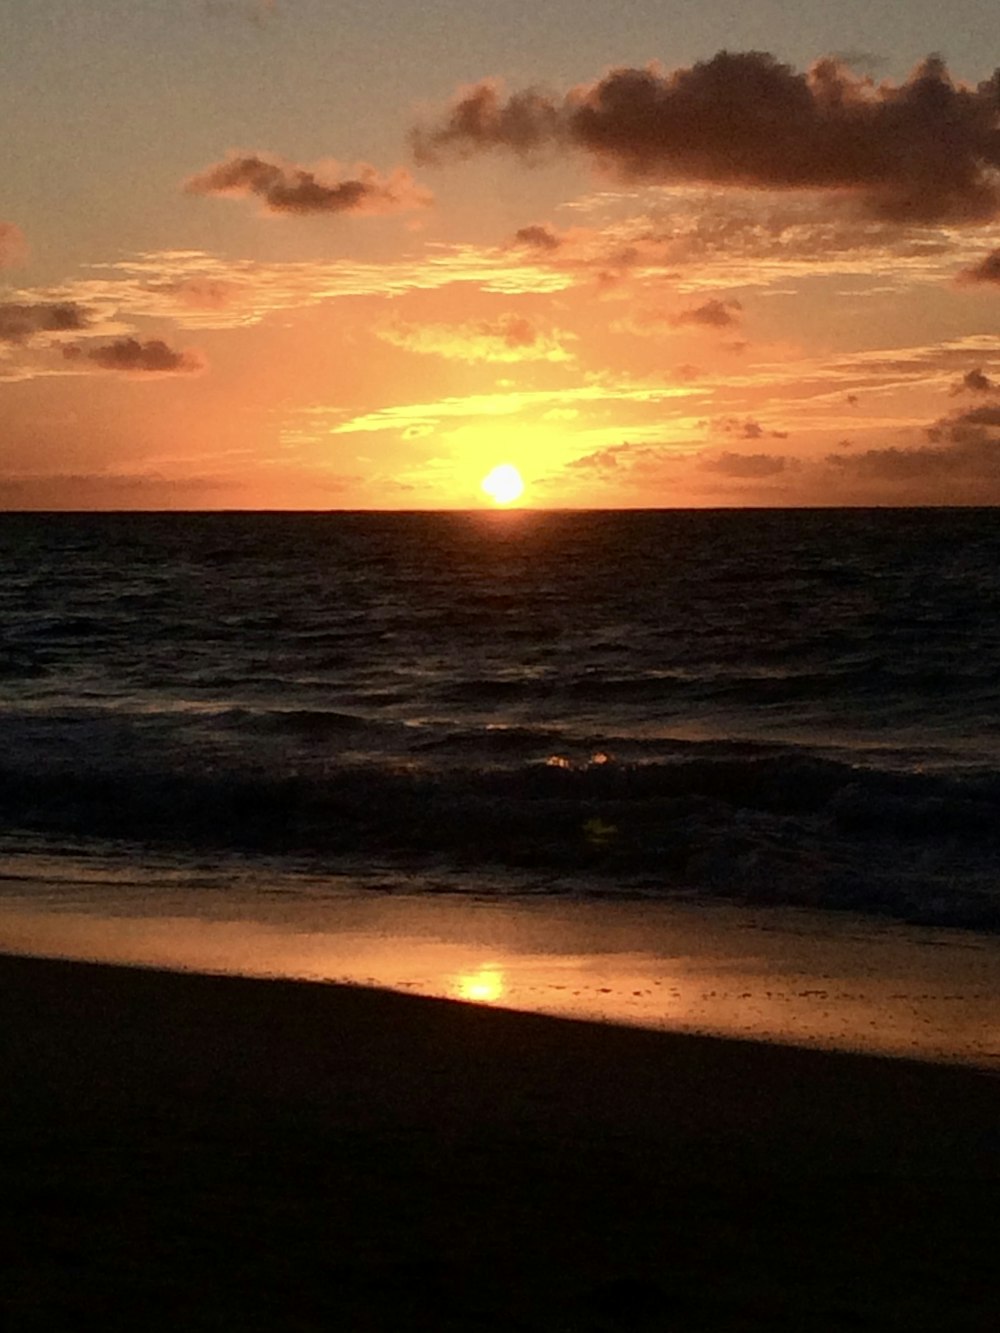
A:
2,879,999,1069
2,951,998,1330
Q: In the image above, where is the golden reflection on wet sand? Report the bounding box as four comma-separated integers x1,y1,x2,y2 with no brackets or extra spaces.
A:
0,888,998,1068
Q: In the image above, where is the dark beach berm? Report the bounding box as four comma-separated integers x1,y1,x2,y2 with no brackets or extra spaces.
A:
1,952,997,1331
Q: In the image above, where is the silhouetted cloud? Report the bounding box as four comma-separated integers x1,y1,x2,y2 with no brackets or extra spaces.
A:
414,54,1000,222
511,223,563,251
0,222,27,267
0,301,87,344
700,451,788,477
929,402,1000,444
63,338,204,374
672,298,742,328
951,367,998,395
959,248,1000,284
185,153,432,216
719,417,788,440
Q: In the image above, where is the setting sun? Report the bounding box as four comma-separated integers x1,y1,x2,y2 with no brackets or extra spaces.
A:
480,464,525,506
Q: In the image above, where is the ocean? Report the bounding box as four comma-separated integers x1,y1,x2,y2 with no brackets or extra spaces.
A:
2,508,999,1061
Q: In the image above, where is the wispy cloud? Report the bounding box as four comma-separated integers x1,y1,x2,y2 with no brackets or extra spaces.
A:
375,314,575,363
308,379,696,436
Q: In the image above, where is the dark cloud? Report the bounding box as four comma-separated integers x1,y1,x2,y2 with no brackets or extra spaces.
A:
63,338,204,374
959,248,1000,284
672,298,742,328
0,222,27,267
829,399,1000,495
700,451,788,478
414,54,1000,223
511,223,563,251
827,445,957,480
951,367,998,395
827,437,1000,482
719,417,788,440
929,402,1000,445
0,472,226,510
185,153,432,216
846,393,860,406
0,301,87,344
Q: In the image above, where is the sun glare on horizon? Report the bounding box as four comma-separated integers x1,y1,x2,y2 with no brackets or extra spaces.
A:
480,463,525,506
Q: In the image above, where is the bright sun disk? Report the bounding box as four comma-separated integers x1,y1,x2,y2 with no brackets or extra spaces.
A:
481,463,524,505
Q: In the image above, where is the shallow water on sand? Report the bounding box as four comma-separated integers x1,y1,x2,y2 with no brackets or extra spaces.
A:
2,852,998,1069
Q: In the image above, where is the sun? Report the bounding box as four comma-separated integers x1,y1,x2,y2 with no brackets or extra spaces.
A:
480,463,525,506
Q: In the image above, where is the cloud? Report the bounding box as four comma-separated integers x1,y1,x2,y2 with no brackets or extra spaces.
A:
615,296,743,338
63,338,204,374
827,397,1000,496
672,298,742,328
565,441,691,480
952,367,998,395
718,417,788,440
316,378,694,436
511,223,563,251
0,301,87,344
0,471,227,509
0,223,27,268
375,314,574,363
959,248,1000,284
414,53,1000,223
185,153,432,216
700,450,788,478
929,402,1000,445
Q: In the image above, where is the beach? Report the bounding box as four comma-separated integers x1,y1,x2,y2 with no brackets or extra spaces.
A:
2,952,997,1331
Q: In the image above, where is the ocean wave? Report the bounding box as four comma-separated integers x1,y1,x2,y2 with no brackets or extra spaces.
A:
2,750,998,932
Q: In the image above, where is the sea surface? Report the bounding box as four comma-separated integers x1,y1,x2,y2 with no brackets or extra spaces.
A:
1,507,999,932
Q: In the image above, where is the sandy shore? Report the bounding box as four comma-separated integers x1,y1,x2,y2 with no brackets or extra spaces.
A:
2,953,998,1331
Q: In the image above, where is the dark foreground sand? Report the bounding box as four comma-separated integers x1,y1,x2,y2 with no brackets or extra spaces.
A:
1,954,997,1331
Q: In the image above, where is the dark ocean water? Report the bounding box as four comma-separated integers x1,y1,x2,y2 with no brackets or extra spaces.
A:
2,508,999,930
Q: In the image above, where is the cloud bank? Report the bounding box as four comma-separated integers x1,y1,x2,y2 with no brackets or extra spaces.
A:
414,53,1000,223
185,153,432,216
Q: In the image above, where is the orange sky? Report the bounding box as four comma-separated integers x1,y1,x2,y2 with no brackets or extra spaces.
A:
1,5,999,508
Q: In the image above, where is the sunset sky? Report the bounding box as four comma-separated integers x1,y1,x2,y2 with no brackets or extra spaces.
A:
2,0,999,509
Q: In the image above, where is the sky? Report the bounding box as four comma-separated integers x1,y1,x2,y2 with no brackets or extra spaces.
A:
2,0,999,509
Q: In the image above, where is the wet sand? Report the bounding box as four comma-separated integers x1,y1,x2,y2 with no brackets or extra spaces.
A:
2,952,998,1330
